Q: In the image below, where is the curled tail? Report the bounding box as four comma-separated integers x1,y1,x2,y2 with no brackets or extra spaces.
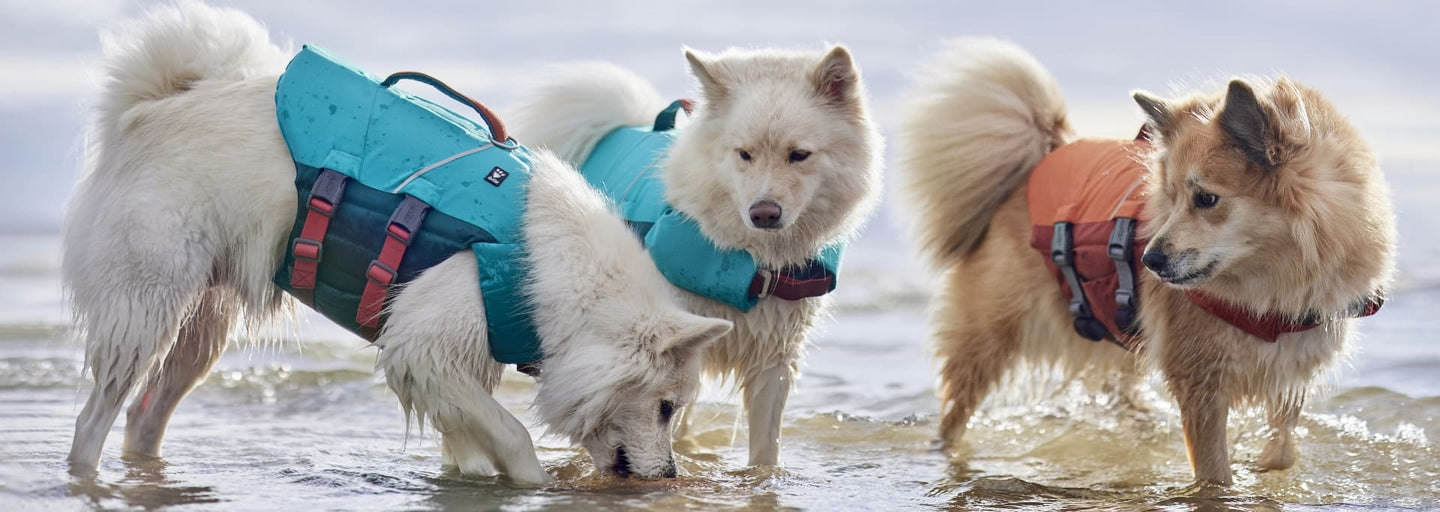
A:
896,38,1072,267
506,63,672,165
94,0,286,134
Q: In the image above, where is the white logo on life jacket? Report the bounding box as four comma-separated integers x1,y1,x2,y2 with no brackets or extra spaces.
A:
486,167,509,187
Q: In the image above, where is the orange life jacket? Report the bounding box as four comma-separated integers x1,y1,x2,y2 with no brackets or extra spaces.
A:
1026,131,1383,348
1027,135,1151,350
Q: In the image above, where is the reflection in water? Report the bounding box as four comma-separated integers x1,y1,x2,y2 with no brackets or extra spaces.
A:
1,226,1438,509
0,333,1436,509
67,457,219,509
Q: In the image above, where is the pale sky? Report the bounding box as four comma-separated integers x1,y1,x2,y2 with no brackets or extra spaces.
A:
2,0,1436,232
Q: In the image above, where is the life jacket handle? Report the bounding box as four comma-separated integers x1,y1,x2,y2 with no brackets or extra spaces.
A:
653,99,696,131
381,71,512,146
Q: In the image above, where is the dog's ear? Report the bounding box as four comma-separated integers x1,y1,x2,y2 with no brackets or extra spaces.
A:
684,47,727,103
1132,90,1174,134
1269,76,1313,148
659,313,731,359
1220,78,1313,170
1218,79,1273,168
812,45,861,107
1218,78,1312,170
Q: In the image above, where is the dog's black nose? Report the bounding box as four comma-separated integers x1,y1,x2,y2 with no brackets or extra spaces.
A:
662,460,678,478
749,201,783,229
613,446,631,478
1141,249,1169,272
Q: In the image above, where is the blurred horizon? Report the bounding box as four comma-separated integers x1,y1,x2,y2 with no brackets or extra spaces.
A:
2,0,1437,235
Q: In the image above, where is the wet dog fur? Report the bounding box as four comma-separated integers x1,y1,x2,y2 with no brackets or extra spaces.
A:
62,1,731,485
508,47,884,466
897,38,1395,485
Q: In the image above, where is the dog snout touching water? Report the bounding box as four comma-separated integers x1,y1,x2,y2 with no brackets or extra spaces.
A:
613,447,631,478
606,446,677,480
62,2,731,485
898,38,1395,486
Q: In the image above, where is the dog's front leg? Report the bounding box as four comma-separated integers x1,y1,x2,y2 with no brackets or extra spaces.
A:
1257,396,1302,471
1173,371,1233,486
439,384,553,486
742,364,792,466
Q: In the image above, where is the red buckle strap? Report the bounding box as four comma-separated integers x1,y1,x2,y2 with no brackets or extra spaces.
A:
747,266,836,302
289,170,348,305
357,195,429,329
1186,291,1386,342
1354,296,1385,317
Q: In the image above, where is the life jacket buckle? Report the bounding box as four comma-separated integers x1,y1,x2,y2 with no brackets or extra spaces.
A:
1052,222,1107,341
366,260,398,287
293,238,323,263
386,223,413,246
1108,217,1140,333
754,269,775,299
307,197,336,217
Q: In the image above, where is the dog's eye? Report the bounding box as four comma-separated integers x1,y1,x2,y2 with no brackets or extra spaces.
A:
659,400,676,423
1193,191,1219,209
737,149,752,162
788,150,810,163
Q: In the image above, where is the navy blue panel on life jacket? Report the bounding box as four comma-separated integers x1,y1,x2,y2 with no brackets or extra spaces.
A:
274,164,497,339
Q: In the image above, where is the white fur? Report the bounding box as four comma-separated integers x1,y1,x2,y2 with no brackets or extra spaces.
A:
64,1,730,485
508,46,884,465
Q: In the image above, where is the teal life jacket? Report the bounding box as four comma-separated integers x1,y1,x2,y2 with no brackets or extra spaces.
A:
271,45,541,364
578,103,844,312
269,46,844,367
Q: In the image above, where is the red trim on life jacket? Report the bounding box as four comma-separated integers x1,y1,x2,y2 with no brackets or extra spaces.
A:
291,198,332,292
357,196,429,329
1185,291,1384,342
291,169,348,306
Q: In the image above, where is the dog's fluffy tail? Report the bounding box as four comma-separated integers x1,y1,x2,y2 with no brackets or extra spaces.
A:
506,63,672,165
896,38,1072,267
94,1,286,133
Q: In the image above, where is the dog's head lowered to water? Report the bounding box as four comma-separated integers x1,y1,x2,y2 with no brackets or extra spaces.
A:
522,150,731,478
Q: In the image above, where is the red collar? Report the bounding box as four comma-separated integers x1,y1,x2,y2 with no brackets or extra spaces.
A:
1185,291,1385,342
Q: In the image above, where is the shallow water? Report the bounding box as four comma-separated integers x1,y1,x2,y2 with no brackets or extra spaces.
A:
3,180,1438,510
4,1,1439,509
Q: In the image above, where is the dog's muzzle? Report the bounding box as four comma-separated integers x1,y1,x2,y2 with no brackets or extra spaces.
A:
610,446,678,478
612,446,631,477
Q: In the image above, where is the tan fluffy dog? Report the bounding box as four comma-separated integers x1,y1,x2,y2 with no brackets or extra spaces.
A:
896,39,1396,485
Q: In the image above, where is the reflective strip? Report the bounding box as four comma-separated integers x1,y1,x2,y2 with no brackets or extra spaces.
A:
1106,177,1146,220
392,144,495,193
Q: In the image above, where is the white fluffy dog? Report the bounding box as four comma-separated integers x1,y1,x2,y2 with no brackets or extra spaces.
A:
63,2,730,485
508,48,884,465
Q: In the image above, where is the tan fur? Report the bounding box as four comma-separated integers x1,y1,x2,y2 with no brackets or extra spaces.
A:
896,38,1072,265
899,39,1396,486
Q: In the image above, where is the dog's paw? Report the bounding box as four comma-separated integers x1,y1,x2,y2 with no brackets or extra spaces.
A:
1256,436,1298,471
